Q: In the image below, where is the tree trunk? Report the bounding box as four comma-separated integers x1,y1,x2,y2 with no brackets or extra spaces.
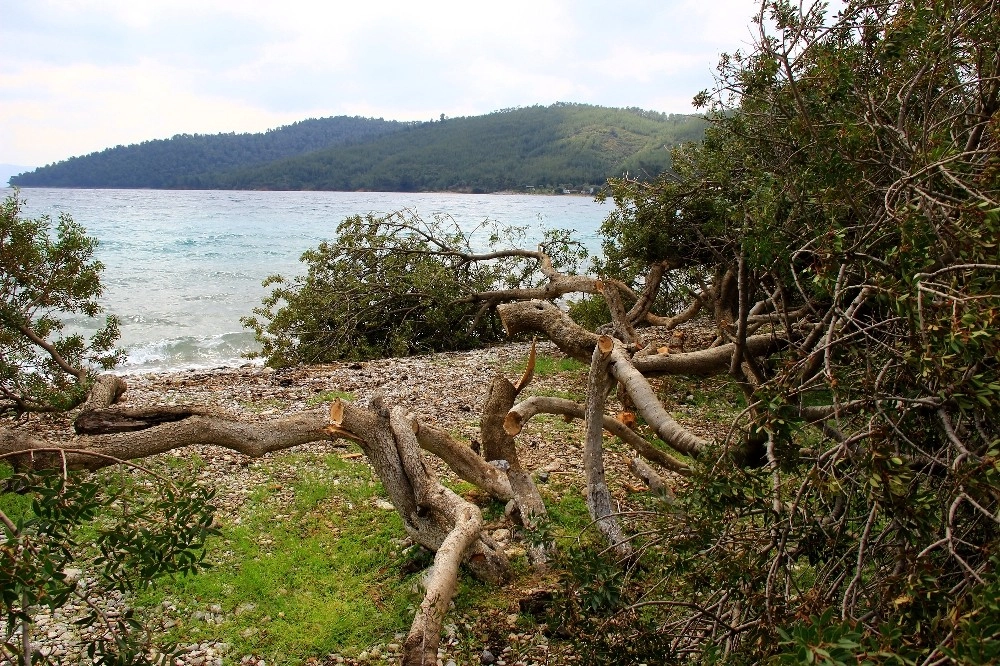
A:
480,376,547,528
583,336,631,556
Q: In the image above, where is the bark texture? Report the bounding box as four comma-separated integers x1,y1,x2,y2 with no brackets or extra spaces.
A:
583,336,631,555
608,346,709,458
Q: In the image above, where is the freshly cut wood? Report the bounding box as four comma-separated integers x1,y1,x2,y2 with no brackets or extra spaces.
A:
504,396,691,474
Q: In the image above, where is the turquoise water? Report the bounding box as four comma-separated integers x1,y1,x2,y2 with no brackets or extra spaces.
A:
4,188,610,372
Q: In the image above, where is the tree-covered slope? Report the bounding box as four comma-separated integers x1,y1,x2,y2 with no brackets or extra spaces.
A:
9,116,411,188
10,104,707,192
209,104,706,192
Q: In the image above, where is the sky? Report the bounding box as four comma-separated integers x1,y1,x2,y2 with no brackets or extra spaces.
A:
0,0,762,168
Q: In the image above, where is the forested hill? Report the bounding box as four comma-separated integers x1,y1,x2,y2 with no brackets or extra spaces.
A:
10,104,707,192
9,116,410,188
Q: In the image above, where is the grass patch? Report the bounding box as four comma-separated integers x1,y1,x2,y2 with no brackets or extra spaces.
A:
0,461,33,524
522,386,585,402
136,453,418,664
509,352,586,377
305,390,356,407
545,486,593,536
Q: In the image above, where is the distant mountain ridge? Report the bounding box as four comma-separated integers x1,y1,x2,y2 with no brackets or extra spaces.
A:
10,104,707,192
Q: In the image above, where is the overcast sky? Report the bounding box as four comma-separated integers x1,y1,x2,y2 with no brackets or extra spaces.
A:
0,0,761,168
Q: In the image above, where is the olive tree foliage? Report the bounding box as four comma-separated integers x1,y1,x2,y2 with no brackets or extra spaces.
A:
0,196,215,665
578,0,999,662
0,193,123,413
243,209,588,366
1,461,217,665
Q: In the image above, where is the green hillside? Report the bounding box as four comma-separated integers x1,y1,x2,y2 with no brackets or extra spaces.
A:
11,104,707,192
9,117,411,188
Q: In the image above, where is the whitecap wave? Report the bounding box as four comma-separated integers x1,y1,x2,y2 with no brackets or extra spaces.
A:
118,331,261,374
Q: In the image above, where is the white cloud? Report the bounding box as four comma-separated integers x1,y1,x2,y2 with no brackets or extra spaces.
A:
0,0,763,165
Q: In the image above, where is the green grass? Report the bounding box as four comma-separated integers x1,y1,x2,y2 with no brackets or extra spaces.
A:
522,386,586,402
509,352,586,377
0,461,33,524
305,390,356,407
545,486,593,536
135,452,418,664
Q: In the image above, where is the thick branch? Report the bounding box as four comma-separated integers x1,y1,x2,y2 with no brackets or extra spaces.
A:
3,408,341,471
643,291,706,329
608,346,708,458
497,300,599,362
628,457,675,501
627,260,670,325
633,334,786,377
504,396,691,474
480,375,546,526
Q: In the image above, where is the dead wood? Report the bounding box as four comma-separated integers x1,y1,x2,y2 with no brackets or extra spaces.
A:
599,279,639,346
410,421,514,501
626,260,671,326
628,457,676,502
385,408,491,666
457,246,636,306
74,406,214,434
632,334,785,377
331,397,511,586
2,407,342,472
497,300,599,363
642,290,707,329
480,370,547,531
584,336,631,556
608,345,708,458
504,396,691,474
79,374,128,412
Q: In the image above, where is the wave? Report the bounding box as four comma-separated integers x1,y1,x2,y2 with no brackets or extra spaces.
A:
118,331,261,374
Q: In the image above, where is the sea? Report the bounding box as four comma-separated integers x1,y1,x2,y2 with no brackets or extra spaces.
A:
4,188,611,373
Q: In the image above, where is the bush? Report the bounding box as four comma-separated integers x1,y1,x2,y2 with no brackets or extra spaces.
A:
244,210,587,366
